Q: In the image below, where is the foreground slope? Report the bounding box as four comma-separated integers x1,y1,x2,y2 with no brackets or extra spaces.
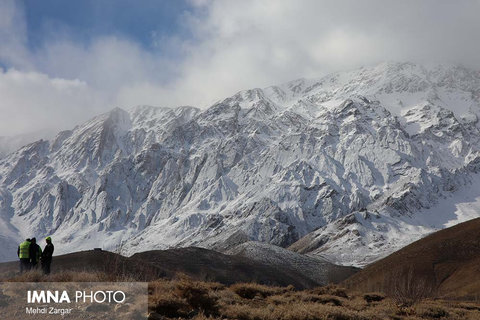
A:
1,62,480,265
0,246,354,288
344,218,480,300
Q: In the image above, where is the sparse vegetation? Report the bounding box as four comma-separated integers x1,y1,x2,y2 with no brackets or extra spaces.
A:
387,268,436,309
2,270,479,319
3,270,112,282
309,284,349,298
174,277,221,316
146,278,479,320
230,282,292,299
419,306,449,318
363,293,386,303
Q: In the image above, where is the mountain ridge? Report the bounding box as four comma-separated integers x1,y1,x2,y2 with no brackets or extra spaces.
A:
1,62,480,266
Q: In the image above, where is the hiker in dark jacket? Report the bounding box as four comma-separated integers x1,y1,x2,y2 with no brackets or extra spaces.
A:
41,237,54,275
17,238,31,273
29,238,42,269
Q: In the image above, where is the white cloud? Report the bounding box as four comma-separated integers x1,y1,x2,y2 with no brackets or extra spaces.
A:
1,0,480,136
161,0,480,106
0,69,106,136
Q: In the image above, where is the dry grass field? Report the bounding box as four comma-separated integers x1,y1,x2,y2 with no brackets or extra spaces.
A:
3,220,480,319
3,270,480,320
148,277,480,320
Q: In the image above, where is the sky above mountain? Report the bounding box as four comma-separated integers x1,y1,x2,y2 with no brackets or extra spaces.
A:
1,0,480,136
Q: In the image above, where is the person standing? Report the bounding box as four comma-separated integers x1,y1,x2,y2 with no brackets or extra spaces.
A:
29,238,42,269
17,239,31,273
41,237,54,275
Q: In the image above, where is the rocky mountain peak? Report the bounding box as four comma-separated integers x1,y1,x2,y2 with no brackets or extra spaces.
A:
1,62,480,266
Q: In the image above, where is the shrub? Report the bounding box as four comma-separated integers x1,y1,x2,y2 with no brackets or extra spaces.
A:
325,310,369,320
420,306,448,319
151,295,190,318
298,293,343,306
175,278,219,316
317,295,343,306
363,293,385,303
387,268,435,308
310,285,349,299
230,283,286,299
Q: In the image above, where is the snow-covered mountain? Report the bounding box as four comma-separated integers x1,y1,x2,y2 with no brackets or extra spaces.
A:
0,129,55,159
1,62,480,265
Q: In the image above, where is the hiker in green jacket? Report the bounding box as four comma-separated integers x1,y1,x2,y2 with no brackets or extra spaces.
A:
17,239,31,273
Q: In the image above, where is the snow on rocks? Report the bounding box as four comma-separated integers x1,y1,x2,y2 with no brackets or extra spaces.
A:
0,62,480,265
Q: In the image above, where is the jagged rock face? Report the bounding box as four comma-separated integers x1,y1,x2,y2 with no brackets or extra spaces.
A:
0,130,56,159
1,62,480,265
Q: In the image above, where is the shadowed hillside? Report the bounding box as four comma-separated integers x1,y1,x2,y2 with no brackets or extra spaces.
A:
0,246,356,288
226,241,358,284
344,218,480,300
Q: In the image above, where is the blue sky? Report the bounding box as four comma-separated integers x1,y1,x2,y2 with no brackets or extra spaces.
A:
23,0,194,52
0,0,479,136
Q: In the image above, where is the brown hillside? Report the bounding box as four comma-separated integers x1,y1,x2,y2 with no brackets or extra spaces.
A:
344,218,480,300
1,247,354,288
0,250,162,280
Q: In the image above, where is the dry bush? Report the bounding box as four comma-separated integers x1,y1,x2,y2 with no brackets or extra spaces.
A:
6,270,44,282
363,293,386,303
149,276,221,318
190,313,214,320
419,306,449,318
386,268,435,308
266,292,344,307
173,274,225,292
316,294,343,306
221,301,371,320
149,279,192,318
413,300,480,320
286,292,343,306
309,284,349,298
150,292,190,318
456,302,480,311
230,282,291,299
175,277,220,316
